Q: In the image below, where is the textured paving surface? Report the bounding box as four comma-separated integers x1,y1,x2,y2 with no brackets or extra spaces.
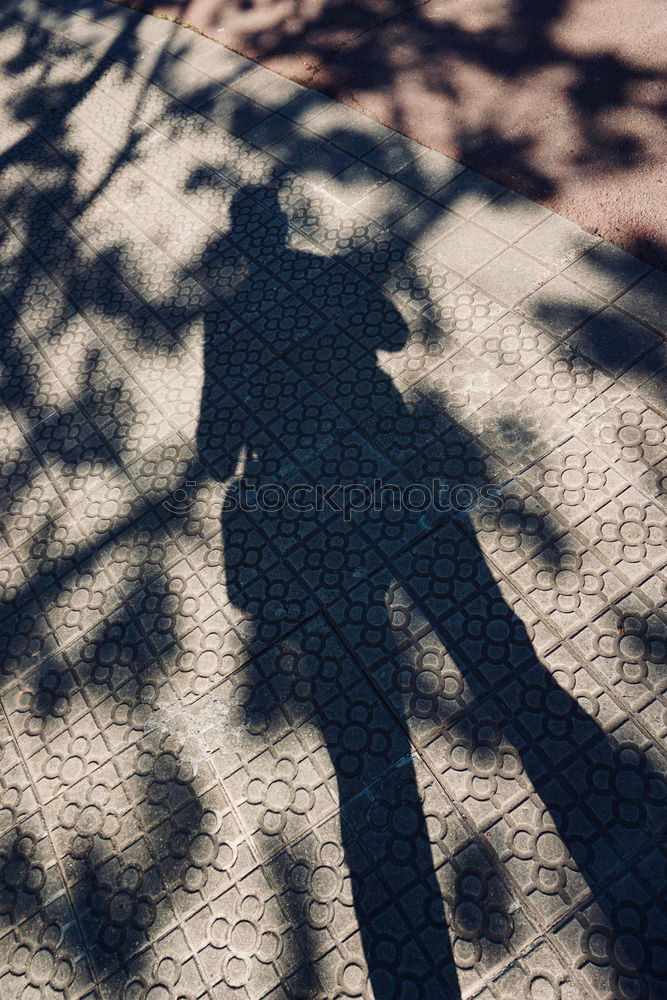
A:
1,1,667,998
111,0,667,268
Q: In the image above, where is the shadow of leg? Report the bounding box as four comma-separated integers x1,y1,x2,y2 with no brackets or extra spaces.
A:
330,705,461,999
402,524,667,991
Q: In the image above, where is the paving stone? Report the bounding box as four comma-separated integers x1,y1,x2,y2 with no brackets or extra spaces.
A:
425,281,507,338
623,341,667,419
329,124,390,158
0,893,94,1000
473,938,590,1000
355,178,424,225
429,222,506,278
563,240,652,300
574,485,666,587
471,247,551,307
362,133,423,174
567,306,661,375
280,88,334,125
516,215,600,269
412,345,510,425
343,757,538,997
586,395,667,486
389,197,463,247
433,169,505,217
1,5,666,998
553,845,667,1000
191,864,311,996
470,191,551,243
569,596,667,745
465,313,556,380
244,113,298,153
467,480,567,580
396,148,466,196
615,268,667,334
323,161,388,207
517,434,629,527
426,673,667,901
518,275,606,339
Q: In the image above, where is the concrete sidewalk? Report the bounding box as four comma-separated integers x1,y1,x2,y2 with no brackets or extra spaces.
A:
110,0,667,269
0,2,666,998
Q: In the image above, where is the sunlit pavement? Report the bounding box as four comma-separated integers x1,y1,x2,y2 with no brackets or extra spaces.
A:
0,2,666,998
109,0,667,268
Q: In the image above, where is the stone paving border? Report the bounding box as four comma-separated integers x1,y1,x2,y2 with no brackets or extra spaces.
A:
0,2,666,999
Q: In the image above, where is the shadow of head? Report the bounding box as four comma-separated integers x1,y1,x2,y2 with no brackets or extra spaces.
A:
228,182,290,247
185,167,292,258
190,171,414,359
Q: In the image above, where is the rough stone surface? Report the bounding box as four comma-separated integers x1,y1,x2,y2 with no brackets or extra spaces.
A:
0,2,665,998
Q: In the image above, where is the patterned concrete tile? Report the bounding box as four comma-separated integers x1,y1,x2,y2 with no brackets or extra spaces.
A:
0,724,39,838
341,757,538,999
0,3,666,997
425,673,667,911
0,893,95,1000
465,313,556,379
573,485,666,588
412,346,512,424
469,480,567,576
569,597,667,748
426,281,507,337
97,924,210,1000
517,434,631,528
553,845,667,1000
509,535,628,638
586,396,667,486
188,864,310,998
0,812,69,927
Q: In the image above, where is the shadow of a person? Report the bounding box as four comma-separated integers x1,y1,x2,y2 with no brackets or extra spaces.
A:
196,182,461,996
197,182,665,998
